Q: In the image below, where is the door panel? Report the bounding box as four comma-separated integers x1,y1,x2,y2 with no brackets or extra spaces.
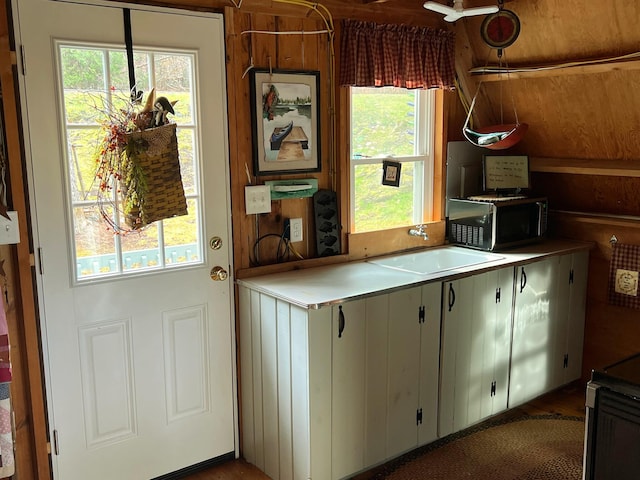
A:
14,1,235,479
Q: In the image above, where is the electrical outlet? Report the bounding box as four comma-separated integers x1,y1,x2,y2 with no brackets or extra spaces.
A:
0,211,20,245
245,185,271,215
290,218,303,243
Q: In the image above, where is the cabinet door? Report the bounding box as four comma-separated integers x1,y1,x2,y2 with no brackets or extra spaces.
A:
439,275,475,437
331,299,367,479
385,287,423,459
439,268,513,437
331,287,430,476
418,282,442,446
565,250,588,382
478,267,514,420
510,257,560,407
551,251,589,387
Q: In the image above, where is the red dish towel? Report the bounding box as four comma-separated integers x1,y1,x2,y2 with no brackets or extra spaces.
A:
608,242,640,309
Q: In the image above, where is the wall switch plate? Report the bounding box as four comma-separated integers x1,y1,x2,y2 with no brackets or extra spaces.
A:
245,185,272,215
0,211,20,245
290,218,303,242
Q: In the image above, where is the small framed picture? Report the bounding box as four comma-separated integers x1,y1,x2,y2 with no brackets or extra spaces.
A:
249,69,321,176
382,159,401,187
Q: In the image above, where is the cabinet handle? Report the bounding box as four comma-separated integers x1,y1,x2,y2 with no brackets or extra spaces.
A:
448,283,456,311
338,305,345,338
520,267,527,293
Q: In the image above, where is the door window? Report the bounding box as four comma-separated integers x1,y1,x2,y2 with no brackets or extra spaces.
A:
58,43,203,281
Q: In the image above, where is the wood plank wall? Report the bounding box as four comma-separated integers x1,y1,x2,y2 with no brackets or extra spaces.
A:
455,0,640,379
4,0,640,477
225,7,335,271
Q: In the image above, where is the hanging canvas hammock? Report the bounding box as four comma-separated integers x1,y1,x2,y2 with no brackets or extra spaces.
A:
462,90,528,150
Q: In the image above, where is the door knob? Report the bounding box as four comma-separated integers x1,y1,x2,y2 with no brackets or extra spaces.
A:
210,266,228,281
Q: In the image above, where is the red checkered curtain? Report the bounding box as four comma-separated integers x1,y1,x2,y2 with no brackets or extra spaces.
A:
339,19,456,89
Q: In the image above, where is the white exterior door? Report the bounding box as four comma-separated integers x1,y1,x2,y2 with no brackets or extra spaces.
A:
13,1,236,479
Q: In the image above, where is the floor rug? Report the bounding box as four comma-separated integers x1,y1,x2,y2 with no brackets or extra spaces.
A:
374,415,585,480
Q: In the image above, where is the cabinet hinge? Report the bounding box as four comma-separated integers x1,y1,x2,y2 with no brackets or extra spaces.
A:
563,353,569,369
37,247,44,275
19,45,26,76
416,408,423,425
490,380,497,397
569,269,574,285
53,429,59,455
495,287,501,303
418,306,425,324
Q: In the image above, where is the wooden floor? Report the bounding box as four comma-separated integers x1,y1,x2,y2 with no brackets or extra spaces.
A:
182,380,588,480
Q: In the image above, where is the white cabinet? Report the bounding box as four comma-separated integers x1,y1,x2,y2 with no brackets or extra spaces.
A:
237,244,590,480
331,284,440,477
239,282,441,480
439,267,514,437
551,250,589,387
509,251,589,408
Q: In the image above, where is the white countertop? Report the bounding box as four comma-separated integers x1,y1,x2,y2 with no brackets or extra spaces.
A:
236,239,592,309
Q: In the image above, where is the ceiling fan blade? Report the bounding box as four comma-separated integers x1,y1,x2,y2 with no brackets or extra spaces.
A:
423,1,456,16
443,12,465,22
460,5,500,17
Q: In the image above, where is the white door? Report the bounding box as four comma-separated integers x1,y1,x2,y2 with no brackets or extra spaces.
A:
13,1,236,479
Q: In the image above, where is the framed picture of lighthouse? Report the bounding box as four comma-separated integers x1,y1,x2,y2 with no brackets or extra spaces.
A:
249,69,321,175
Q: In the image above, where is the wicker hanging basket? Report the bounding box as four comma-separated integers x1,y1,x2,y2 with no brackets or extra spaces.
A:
120,123,188,229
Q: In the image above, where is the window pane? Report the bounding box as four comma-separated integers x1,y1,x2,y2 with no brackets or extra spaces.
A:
354,162,417,232
351,87,416,158
177,129,196,195
59,43,204,282
67,127,102,202
74,204,118,278
60,47,105,90
164,199,200,265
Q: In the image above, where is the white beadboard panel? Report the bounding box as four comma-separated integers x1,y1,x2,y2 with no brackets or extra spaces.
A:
276,300,293,480
386,287,422,458
307,307,332,480
566,251,588,383
365,295,389,467
238,286,256,464
452,276,475,434
290,305,311,480
162,305,209,423
250,290,265,469
78,319,137,448
259,295,280,480
474,271,497,425
418,282,441,446
332,299,366,479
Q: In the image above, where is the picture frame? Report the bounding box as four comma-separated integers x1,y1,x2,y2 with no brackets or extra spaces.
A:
249,69,321,176
382,159,402,187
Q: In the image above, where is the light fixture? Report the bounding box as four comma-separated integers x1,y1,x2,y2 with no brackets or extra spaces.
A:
423,0,498,23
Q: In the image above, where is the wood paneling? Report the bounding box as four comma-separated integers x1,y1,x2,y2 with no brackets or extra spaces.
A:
5,0,640,477
0,2,50,479
225,8,337,273
549,213,640,379
453,1,640,385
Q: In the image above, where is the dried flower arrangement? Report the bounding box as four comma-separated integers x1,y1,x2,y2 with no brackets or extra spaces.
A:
94,87,187,233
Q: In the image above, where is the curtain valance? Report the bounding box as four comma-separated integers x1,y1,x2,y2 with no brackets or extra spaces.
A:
339,19,456,89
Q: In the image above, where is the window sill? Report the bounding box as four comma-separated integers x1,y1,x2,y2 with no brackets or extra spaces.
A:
347,220,446,261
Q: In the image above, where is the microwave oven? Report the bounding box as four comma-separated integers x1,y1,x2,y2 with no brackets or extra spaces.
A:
447,196,548,251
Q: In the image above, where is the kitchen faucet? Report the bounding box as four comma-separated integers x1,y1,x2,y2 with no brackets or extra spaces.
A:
408,224,429,240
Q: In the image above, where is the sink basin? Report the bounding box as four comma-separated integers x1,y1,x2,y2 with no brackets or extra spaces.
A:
367,247,504,275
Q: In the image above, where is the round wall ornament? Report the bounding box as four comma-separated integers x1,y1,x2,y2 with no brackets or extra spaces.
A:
480,9,521,49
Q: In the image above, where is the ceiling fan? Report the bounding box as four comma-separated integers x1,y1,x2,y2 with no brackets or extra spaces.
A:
423,0,499,22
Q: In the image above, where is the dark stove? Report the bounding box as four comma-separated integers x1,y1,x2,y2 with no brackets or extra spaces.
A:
584,353,640,480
